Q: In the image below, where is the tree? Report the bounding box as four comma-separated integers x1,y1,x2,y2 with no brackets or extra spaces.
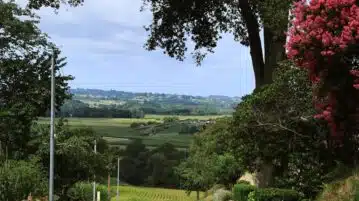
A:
146,143,184,188
33,121,107,200
140,0,291,87
0,159,47,201
0,0,73,159
286,0,359,161
176,118,242,194
228,61,357,198
119,139,149,185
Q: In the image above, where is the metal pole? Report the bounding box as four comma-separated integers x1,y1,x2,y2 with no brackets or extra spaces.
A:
93,139,97,201
49,51,55,201
117,157,120,201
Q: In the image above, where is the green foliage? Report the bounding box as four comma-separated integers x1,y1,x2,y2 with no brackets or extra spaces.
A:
33,120,107,199
248,188,301,201
232,184,257,201
163,116,180,123
316,172,359,201
179,123,201,134
0,159,47,201
228,61,342,196
67,182,110,201
119,140,185,188
213,189,232,201
0,0,72,159
176,118,242,193
237,180,251,185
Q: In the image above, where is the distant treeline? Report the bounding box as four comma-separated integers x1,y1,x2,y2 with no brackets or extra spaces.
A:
48,99,220,118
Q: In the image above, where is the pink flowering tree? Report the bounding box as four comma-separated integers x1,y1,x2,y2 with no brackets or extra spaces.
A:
286,0,359,144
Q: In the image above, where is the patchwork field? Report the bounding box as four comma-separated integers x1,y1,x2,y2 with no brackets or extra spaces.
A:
110,186,205,201
37,114,226,148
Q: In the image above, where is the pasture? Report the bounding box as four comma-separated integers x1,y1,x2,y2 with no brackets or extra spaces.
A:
37,114,225,148
110,186,204,201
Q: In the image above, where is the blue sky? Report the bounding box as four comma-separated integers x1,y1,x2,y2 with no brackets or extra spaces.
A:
24,0,257,97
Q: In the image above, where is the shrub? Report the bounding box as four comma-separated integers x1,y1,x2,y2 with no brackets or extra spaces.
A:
0,160,47,201
67,182,110,201
130,122,143,128
213,189,232,201
236,180,251,185
232,184,257,201
248,188,301,201
316,174,359,201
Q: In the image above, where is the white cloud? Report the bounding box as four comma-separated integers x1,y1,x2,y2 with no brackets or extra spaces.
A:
15,0,151,27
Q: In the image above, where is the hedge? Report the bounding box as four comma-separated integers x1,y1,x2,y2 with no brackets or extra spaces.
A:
233,184,257,201
247,188,301,201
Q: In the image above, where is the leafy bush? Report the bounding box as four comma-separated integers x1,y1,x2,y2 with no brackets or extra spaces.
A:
213,189,232,201
236,180,251,185
130,122,144,128
248,188,300,201
67,182,110,201
163,116,179,123
232,184,257,201
316,173,359,201
0,160,47,201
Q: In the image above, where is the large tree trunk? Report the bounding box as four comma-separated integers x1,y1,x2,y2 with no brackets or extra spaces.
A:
255,162,275,188
263,27,287,84
239,0,265,88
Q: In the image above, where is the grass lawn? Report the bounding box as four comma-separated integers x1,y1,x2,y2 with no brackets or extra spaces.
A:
36,114,225,148
109,185,204,201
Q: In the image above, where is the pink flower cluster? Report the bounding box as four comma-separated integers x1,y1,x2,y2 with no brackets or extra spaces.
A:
286,0,359,136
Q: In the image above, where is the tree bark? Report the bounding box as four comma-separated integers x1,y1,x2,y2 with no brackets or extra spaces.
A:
239,0,265,88
263,27,287,85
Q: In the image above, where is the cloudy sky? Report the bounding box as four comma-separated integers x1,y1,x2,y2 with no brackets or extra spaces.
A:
19,0,257,97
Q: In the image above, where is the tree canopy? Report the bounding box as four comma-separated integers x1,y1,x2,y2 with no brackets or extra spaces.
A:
0,0,73,159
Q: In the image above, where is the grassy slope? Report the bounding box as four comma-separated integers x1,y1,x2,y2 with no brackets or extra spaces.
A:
109,186,205,201
37,114,226,148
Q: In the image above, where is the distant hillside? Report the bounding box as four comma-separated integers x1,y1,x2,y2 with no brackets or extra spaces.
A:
68,88,241,115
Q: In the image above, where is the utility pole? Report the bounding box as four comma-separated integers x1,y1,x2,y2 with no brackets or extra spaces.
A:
93,139,97,201
49,51,55,201
116,157,120,201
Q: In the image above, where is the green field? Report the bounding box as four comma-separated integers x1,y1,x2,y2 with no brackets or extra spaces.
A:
110,186,205,201
37,115,225,148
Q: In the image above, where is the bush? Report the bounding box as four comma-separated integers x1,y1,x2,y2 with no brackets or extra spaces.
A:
130,122,143,128
237,180,251,185
0,160,47,201
232,184,257,201
248,188,301,201
67,182,110,201
316,174,359,201
213,189,232,201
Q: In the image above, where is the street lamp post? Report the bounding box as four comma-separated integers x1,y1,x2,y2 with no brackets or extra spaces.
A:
49,51,55,201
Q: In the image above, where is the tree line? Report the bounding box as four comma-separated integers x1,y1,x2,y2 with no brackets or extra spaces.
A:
54,99,221,118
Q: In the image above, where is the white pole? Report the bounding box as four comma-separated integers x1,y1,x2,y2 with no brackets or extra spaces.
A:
49,51,55,201
93,139,97,201
97,191,101,201
117,157,120,201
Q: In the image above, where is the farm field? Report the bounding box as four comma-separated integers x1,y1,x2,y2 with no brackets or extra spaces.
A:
110,185,205,201
37,114,226,148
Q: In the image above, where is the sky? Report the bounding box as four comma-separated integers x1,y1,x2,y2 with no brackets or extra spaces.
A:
17,0,257,97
